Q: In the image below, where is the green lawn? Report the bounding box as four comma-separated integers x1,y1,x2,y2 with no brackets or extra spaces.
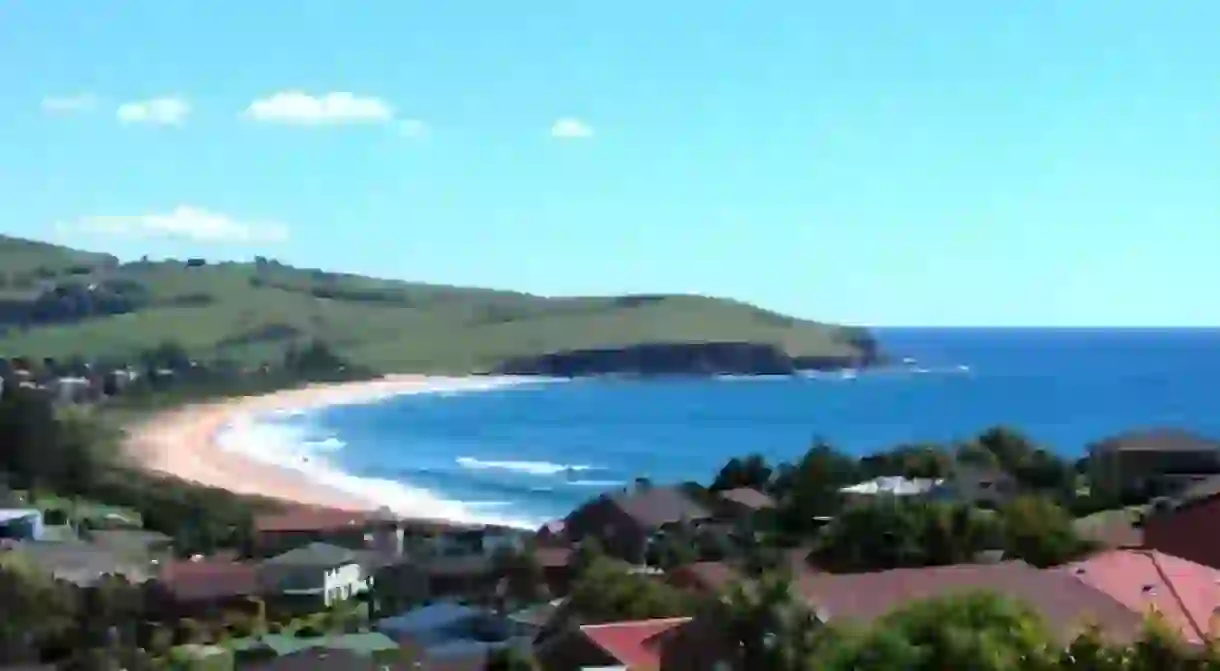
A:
0,235,874,373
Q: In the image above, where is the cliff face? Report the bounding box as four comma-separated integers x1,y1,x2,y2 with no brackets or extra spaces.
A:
494,341,878,377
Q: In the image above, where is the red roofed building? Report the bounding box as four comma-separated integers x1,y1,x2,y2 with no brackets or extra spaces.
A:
149,559,263,620
536,617,691,670
1059,549,1220,644
253,507,402,558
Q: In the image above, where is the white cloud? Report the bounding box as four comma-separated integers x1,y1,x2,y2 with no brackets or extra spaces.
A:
41,94,98,113
550,118,593,139
245,91,394,125
397,118,429,138
116,97,191,126
65,206,288,244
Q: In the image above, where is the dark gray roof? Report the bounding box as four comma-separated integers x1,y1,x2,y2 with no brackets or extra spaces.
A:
7,540,150,586
262,542,359,568
607,486,711,528
1093,428,1220,453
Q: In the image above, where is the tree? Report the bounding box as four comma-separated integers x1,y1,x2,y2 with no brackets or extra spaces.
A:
711,454,773,491
998,496,1092,567
485,646,538,670
490,545,547,608
815,592,1058,671
707,573,826,670
0,555,77,664
771,439,860,537
567,558,691,623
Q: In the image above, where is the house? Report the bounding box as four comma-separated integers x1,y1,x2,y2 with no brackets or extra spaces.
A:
927,464,1017,508
1141,476,1220,569
259,542,375,608
151,558,263,620
534,545,575,597
6,540,152,586
564,485,712,564
1088,428,1220,499
0,508,44,541
374,601,534,661
253,507,403,558
839,476,941,502
661,561,1148,670
536,616,691,671
664,561,741,597
714,487,774,520
1059,549,1220,644
796,562,1144,641
81,528,174,561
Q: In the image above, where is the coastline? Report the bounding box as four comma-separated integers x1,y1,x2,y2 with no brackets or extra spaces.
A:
121,374,538,518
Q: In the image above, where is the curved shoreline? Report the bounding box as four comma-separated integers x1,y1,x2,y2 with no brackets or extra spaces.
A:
121,375,538,517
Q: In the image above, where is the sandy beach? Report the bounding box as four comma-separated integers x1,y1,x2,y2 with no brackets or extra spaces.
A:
121,374,531,514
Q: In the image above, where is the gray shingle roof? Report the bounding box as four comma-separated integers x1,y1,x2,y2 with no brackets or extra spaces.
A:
262,542,358,568
608,486,711,528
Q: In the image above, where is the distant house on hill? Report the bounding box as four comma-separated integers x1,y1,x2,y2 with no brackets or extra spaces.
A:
1088,428,1220,499
563,484,711,565
839,476,941,502
252,507,403,558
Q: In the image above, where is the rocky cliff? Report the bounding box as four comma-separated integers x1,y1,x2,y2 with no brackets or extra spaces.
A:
494,341,881,377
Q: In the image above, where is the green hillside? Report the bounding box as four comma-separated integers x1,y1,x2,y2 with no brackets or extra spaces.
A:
0,235,875,373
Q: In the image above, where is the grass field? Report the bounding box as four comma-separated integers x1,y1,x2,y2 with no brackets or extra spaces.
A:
0,235,874,373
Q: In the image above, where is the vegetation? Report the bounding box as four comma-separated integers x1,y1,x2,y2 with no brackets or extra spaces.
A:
566,554,693,623
0,234,874,373
701,578,1220,671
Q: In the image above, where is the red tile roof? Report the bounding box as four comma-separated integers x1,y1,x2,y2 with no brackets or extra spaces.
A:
580,617,692,670
718,487,775,510
797,561,1146,643
157,559,261,600
1060,549,1220,644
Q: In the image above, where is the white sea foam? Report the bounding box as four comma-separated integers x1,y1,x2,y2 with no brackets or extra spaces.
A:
455,457,592,477
568,479,626,488
213,378,560,530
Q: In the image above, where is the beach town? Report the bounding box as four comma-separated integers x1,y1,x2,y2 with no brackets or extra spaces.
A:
5,354,1220,670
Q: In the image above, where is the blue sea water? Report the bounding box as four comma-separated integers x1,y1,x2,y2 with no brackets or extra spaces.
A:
226,329,1220,529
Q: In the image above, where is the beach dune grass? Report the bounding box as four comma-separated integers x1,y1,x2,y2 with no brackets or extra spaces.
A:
0,235,872,373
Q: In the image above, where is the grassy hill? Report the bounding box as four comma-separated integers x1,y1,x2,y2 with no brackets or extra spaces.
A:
0,235,876,374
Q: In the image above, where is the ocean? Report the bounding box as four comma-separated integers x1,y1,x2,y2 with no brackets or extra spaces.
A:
215,328,1220,529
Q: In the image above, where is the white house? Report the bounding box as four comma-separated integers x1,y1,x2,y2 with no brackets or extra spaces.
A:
839,476,943,499
259,542,372,608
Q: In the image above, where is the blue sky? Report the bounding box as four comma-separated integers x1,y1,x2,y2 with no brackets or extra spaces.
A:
1,2,1217,327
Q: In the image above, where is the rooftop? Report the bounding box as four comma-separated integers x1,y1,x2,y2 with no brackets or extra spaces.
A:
254,508,396,533
717,487,775,510
796,561,1146,643
602,486,711,529
839,476,942,496
1093,428,1220,453
158,559,261,600
1060,549,1220,644
579,617,692,670
262,542,359,568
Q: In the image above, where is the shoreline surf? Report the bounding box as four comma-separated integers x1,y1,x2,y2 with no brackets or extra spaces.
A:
121,374,549,528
